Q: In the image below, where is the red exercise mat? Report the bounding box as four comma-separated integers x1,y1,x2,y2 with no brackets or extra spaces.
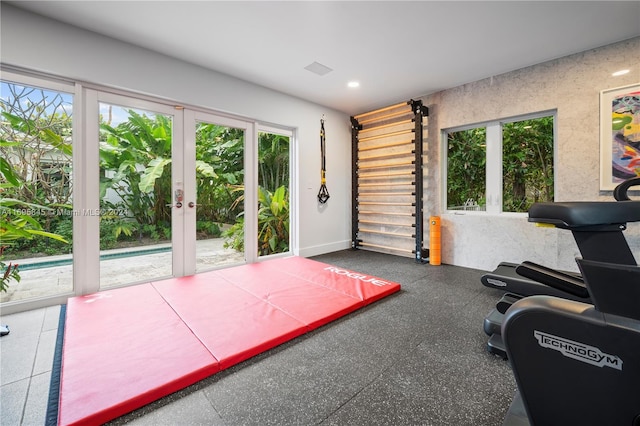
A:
58,257,400,425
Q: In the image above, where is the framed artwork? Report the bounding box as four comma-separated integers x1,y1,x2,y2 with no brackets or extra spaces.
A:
600,83,640,190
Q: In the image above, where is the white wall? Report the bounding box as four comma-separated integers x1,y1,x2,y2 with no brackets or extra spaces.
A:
0,4,352,258
420,37,640,272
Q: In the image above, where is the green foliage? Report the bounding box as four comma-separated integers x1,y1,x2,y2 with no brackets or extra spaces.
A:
1,81,291,269
0,150,20,186
258,132,289,191
197,220,221,238
224,185,289,256
223,216,245,252
2,111,72,156
195,123,244,224
447,128,487,208
0,247,20,292
0,85,74,209
258,185,289,255
0,141,70,290
502,117,554,212
447,116,554,212
99,110,172,228
1,84,72,272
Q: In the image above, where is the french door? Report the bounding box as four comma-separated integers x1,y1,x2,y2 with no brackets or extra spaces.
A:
86,92,251,292
183,110,250,275
1,73,292,312
95,93,182,289
1,81,292,307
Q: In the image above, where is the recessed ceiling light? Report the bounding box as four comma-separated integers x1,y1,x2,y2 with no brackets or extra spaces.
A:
612,69,630,77
347,81,360,88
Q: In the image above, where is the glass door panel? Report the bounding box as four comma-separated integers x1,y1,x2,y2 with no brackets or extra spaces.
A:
191,116,245,273
98,102,174,288
257,130,290,257
0,78,74,303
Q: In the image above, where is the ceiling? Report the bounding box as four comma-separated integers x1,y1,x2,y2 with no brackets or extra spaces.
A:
7,1,640,115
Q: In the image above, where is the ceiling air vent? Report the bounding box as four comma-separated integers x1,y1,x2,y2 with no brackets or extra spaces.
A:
304,61,333,76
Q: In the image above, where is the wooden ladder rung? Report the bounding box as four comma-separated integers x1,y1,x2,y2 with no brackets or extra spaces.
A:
359,201,415,206
359,150,414,161
358,192,415,197
353,101,410,120
359,119,414,134
357,109,413,126
359,219,415,227
359,129,414,143
358,160,414,170
358,139,414,152
358,242,413,254
358,171,414,179
359,228,414,238
358,182,415,187
358,210,415,216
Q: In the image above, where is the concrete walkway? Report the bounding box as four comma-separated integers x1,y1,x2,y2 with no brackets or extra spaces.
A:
0,238,244,303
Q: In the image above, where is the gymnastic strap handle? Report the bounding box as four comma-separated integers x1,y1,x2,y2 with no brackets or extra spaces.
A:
318,118,330,204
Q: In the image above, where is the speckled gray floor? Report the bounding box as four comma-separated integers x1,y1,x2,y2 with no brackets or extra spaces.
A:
108,250,517,425
1,249,518,425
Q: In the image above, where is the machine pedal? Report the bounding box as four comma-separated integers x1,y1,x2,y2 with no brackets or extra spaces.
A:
487,333,508,360
483,309,503,336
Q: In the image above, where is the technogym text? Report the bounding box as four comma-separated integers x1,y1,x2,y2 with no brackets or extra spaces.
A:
534,330,622,370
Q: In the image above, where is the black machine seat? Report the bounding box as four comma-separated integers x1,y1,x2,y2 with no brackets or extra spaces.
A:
528,200,640,229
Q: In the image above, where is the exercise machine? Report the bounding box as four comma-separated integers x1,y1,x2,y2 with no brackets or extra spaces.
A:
499,191,640,424
482,177,640,358
502,257,640,425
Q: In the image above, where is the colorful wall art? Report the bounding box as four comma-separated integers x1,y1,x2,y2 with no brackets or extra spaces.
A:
600,84,640,190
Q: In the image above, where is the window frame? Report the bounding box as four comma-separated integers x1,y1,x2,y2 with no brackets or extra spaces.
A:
256,123,295,260
0,68,79,313
442,109,557,215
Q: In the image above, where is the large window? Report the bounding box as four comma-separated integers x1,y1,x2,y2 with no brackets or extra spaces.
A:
257,129,290,257
445,111,555,213
0,75,75,303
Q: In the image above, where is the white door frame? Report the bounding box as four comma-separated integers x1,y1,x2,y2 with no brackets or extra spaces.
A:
255,124,295,260
80,91,183,294
183,109,254,275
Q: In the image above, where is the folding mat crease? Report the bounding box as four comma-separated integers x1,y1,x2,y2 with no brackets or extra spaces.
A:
58,256,401,425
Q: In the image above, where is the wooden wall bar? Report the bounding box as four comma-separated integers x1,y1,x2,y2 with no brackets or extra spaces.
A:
350,100,429,261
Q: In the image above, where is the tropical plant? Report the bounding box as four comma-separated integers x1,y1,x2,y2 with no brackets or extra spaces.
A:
0,85,73,208
223,216,245,252
447,128,487,208
99,110,172,231
257,185,289,255
0,249,20,293
258,132,289,191
0,148,69,291
502,117,554,212
223,185,289,256
195,123,244,224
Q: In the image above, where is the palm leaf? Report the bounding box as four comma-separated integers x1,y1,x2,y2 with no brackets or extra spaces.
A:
139,157,170,193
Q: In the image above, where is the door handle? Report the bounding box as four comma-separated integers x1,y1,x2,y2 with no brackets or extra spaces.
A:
169,188,185,208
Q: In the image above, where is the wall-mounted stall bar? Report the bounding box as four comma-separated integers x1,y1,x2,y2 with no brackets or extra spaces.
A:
350,100,429,262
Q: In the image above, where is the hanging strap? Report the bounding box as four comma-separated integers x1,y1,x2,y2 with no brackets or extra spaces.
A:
318,118,330,204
